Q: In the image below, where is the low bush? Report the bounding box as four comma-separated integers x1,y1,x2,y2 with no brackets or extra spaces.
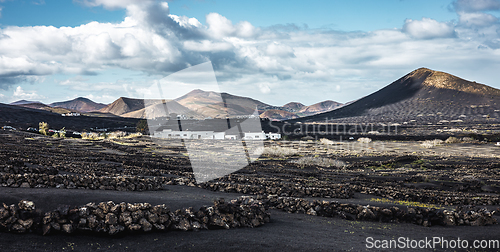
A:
256,146,298,157
357,137,372,144
421,139,443,148
319,138,334,145
445,136,461,144
39,122,49,136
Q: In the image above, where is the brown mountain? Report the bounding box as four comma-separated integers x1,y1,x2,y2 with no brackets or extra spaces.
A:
296,100,343,116
291,68,500,123
175,89,270,118
50,97,107,112
10,100,42,105
121,100,204,119
259,109,299,120
99,97,160,116
282,102,305,111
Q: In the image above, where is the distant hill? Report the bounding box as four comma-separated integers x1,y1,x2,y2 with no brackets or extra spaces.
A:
282,102,305,112
50,97,107,112
10,100,42,105
99,97,161,116
121,100,204,119
15,102,76,115
0,102,138,131
99,90,346,120
296,100,343,116
259,109,299,120
290,68,500,123
174,89,270,118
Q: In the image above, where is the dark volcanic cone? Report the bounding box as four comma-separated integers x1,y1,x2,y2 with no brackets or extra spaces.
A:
290,68,500,123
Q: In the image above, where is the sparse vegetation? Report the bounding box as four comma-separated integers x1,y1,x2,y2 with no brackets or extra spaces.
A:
319,138,334,145
108,131,127,139
421,139,443,148
445,136,461,144
39,122,49,136
444,136,480,144
357,137,372,143
370,198,443,209
291,156,346,168
124,132,142,139
81,131,141,140
461,136,477,143
59,127,66,138
81,132,101,140
256,146,298,157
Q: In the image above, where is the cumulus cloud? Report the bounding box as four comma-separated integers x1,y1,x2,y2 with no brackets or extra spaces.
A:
402,18,456,39
76,0,153,10
458,11,498,26
84,93,115,103
453,0,500,12
12,86,45,100
1,1,500,104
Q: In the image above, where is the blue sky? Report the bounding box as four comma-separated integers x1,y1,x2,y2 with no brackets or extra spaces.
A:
0,0,500,105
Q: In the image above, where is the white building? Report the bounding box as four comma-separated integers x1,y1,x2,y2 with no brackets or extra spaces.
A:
155,129,225,140
243,132,266,140
224,134,238,140
61,112,81,117
153,129,280,140
265,132,281,140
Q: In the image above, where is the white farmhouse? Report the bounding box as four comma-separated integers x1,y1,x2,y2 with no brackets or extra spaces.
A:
243,132,265,140
224,134,238,140
154,129,225,140
265,132,281,140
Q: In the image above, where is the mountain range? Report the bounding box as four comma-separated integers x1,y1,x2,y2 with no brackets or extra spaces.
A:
10,89,342,120
8,67,500,123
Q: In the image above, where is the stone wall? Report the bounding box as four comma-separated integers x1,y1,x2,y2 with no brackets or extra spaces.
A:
0,197,269,235
264,196,497,227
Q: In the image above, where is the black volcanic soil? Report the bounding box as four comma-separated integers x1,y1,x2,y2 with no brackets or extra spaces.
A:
0,103,139,132
1,131,500,251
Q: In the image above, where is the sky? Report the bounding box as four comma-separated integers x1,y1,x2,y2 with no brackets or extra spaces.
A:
0,0,500,106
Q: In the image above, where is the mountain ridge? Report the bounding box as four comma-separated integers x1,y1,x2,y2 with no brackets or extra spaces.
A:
289,67,500,123
50,97,107,112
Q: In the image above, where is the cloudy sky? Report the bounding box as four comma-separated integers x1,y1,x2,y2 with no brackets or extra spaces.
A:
0,0,500,106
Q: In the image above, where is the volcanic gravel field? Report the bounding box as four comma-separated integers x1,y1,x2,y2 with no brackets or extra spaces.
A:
1,130,500,251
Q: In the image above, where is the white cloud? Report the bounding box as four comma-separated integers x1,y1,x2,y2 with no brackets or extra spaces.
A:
402,18,456,39
258,83,271,94
76,0,153,10
0,1,500,105
206,13,236,39
12,86,45,100
32,0,45,5
454,0,500,12
83,94,115,103
458,11,498,26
